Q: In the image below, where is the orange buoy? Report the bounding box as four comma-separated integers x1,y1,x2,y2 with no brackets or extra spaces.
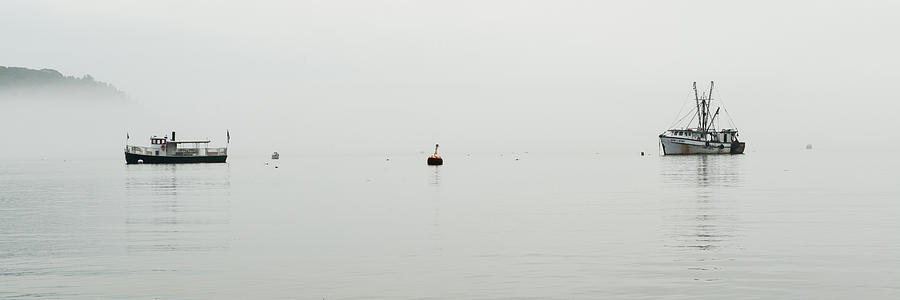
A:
427,144,443,165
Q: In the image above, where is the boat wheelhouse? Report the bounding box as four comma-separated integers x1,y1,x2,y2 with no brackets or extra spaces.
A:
659,82,746,155
125,131,227,164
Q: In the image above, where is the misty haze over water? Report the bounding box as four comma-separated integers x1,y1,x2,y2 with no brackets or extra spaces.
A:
3,1,900,158
2,0,900,299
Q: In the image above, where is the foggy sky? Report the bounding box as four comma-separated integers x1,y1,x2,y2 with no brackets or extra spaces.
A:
2,0,899,159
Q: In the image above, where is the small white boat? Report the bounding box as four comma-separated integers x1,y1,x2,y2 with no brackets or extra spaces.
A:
659,82,746,155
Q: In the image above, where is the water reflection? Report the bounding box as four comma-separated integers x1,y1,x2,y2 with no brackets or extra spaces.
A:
124,164,231,253
428,166,444,250
661,155,744,188
430,165,441,185
660,155,745,281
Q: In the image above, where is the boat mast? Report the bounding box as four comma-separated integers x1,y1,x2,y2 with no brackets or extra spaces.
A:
706,81,714,132
699,89,707,132
693,82,701,130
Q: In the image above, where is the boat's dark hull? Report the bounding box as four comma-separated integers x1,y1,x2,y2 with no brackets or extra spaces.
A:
729,141,746,154
125,152,227,164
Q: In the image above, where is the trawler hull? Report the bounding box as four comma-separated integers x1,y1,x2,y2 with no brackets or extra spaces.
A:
125,152,227,164
659,136,745,155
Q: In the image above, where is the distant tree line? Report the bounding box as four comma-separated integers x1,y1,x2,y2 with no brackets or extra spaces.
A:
0,66,127,101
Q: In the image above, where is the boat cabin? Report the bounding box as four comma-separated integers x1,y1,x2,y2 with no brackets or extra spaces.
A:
126,132,227,157
666,129,739,143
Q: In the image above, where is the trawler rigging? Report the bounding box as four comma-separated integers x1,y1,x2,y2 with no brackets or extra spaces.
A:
659,82,746,155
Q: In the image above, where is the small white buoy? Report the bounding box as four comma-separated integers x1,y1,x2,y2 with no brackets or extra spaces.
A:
137,159,144,164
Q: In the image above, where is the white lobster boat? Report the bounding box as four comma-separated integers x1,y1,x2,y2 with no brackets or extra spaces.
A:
659,82,746,155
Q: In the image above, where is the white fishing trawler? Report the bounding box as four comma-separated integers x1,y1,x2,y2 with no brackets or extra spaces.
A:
659,82,746,155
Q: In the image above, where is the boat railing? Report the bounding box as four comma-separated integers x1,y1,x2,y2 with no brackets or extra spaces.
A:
203,148,228,156
126,145,154,155
125,145,227,156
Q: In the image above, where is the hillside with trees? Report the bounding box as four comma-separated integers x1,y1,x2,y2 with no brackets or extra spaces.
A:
0,66,127,101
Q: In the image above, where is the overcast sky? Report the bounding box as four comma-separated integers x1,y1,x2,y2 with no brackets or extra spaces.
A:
2,0,899,158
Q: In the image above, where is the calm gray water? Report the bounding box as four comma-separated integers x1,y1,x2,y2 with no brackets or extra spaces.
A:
1,151,898,299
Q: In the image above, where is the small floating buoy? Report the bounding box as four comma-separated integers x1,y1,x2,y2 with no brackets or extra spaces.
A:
386,158,390,161
275,165,279,168
137,159,144,164
641,151,645,156
427,144,443,165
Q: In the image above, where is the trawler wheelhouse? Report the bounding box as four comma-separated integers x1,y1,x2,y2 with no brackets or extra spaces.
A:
125,131,228,164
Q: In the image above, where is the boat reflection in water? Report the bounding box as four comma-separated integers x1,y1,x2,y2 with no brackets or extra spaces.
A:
123,163,231,253
659,154,745,282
